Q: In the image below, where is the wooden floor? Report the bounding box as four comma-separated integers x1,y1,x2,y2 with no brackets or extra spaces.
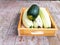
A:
0,1,60,45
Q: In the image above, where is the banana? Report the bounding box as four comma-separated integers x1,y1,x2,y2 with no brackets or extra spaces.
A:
40,7,51,28
33,15,43,28
22,8,33,28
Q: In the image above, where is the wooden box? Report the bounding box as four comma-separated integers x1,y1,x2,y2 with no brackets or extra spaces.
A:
18,8,58,36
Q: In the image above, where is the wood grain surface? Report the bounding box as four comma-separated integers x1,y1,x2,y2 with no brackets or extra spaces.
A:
0,1,60,45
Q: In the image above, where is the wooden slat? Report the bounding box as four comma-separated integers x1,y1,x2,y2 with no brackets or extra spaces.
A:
0,30,3,45
47,1,60,45
3,35,16,45
48,36,60,45
15,36,49,45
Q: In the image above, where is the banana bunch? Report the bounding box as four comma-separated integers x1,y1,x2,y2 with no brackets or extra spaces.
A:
33,15,43,28
22,7,51,28
40,7,51,28
22,8,43,28
22,8,33,28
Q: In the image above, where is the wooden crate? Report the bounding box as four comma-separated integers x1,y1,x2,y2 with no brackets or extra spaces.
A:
18,8,58,36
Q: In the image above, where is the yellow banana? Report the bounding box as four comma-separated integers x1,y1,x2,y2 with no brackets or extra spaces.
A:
22,8,33,28
33,15,43,28
40,7,51,28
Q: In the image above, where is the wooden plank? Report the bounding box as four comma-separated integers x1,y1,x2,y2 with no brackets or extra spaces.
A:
0,30,3,45
15,36,49,45
47,1,60,45
3,35,16,45
0,37,3,45
48,36,60,45
15,36,27,45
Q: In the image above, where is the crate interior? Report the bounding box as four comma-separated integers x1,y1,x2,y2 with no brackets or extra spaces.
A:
20,15,56,28
19,8,57,29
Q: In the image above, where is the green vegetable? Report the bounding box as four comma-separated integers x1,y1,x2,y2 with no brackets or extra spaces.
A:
29,26,33,28
27,4,39,21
